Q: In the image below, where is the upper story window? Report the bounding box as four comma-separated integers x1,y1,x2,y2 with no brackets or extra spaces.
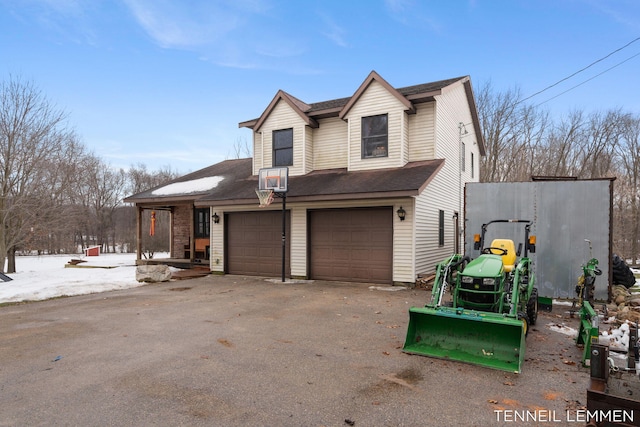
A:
362,114,388,158
273,128,293,166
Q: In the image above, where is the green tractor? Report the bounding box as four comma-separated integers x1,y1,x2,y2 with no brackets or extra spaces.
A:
403,219,539,373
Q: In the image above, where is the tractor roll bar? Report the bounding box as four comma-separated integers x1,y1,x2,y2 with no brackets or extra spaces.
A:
474,219,536,257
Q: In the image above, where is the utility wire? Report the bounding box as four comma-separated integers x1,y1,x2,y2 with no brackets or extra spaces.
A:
534,51,640,107
517,36,640,105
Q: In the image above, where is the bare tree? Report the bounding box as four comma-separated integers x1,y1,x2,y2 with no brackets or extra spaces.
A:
227,137,251,159
126,163,176,194
477,82,524,182
0,77,79,272
73,155,127,253
28,137,88,254
615,115,640,263
575,110,625,179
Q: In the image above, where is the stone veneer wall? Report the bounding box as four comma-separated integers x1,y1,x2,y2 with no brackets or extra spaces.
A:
172,204,192,258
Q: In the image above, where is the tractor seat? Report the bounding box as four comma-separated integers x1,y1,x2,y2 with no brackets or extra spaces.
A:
489,239,517,272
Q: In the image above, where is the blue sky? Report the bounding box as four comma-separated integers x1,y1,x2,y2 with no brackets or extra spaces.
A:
1,0,639,174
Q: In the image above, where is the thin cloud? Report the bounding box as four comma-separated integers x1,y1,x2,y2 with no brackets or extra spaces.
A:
122,0,316,73
383,0,442,33
586,0,640,32
384,0,413,14
123,0,240,48
255,38,307,58
3,0,99,45
318,12,348,48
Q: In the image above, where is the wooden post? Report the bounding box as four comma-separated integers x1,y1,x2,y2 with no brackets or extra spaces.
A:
136,206,142,263
189,204,195,262
169,207,174,258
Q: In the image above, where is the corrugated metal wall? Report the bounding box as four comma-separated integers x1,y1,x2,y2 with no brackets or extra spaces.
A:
465,180,613,300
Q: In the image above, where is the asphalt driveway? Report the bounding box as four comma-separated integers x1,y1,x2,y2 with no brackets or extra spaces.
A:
0,274,589,426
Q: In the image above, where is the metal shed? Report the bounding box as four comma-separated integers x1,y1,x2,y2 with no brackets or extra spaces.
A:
464,178,614,300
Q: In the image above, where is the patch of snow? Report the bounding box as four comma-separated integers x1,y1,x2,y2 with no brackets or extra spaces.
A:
600,321,633,353
152,176,224,195
0,253,171,304
368,286,407,292
546,322,578,338
551,300,573,306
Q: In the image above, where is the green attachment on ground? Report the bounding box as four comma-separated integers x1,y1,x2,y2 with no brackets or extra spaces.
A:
537,296,553,312
576,300,599,366
403,306,526,373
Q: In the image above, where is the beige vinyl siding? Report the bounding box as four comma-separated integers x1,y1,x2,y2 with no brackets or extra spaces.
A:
253,100,308,176
435,79,479,221
304,126,313,174
392,200,416,283
253,132,263,174
345,81,408,171
408,102,436,161
290,208,307,278
313,117,347,170
414,177,458,275
209,207,225,273
401,111,409,164
414,81,475,275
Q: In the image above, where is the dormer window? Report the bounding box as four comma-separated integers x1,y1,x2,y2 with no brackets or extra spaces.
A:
362,114,388,158
273,128,293,166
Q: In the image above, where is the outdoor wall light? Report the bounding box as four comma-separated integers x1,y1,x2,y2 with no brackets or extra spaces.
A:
397,206,406,221
212,212,220,224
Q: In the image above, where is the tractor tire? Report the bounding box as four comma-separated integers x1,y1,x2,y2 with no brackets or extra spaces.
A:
527,288,538,326
612,254,636,288
518,311,530,337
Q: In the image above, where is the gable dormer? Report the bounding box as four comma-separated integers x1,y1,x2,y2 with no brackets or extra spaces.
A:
339,71,415,171
250,90,317,176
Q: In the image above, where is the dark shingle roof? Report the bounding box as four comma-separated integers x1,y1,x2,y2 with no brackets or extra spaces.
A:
305,76,466,114
125,156,445,207
195,159,444,206
123,158,253,204
396,76,466,97
241,75,469,125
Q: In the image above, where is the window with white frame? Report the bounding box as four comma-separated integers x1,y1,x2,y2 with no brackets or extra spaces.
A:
273,128,293,166
461,142,466,172
362,114,388,158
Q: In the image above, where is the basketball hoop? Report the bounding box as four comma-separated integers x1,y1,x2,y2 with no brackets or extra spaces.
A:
255,188,274,207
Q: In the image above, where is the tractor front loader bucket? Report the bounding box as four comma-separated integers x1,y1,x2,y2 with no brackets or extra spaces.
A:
403,306,526,373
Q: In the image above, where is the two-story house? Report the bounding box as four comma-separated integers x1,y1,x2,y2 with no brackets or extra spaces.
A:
124,71,485,284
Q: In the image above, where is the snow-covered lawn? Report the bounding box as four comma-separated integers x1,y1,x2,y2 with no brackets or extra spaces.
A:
0,253,150,304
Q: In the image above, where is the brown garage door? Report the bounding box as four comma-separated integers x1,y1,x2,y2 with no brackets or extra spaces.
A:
309,207,393,283
226,211,290,276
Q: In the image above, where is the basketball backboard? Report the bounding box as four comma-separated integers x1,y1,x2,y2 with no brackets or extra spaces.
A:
258,167,289,193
